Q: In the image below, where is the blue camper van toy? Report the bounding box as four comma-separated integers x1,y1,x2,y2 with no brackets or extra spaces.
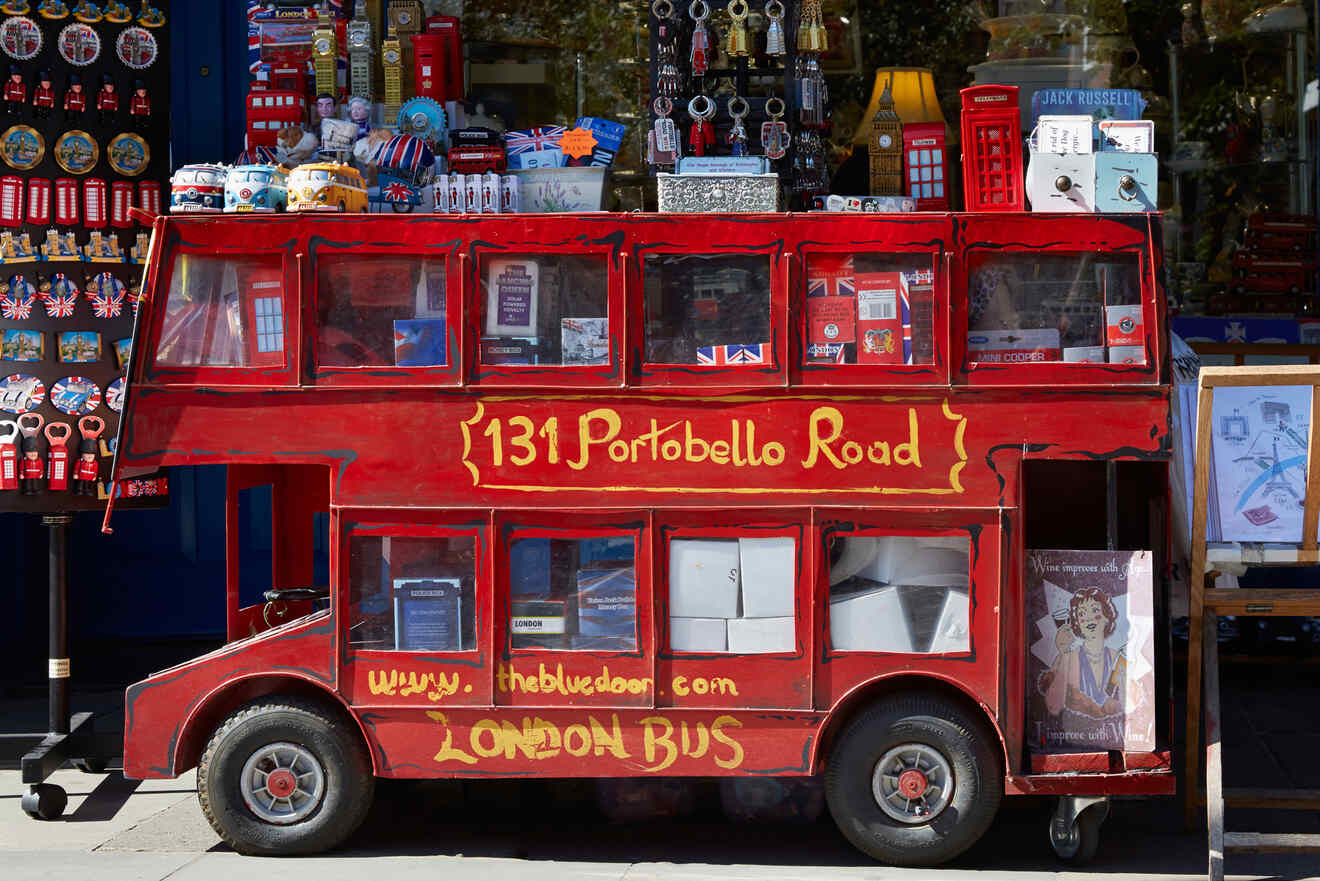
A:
225,163,289,213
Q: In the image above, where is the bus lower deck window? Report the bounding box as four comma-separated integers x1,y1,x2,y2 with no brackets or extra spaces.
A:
509,536,636,651
348,534,477,652
667,536,797,654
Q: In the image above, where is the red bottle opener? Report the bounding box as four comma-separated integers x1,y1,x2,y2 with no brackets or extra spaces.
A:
0,418,17,490
44,421,71,491
74,415,104,496
17,412,44,495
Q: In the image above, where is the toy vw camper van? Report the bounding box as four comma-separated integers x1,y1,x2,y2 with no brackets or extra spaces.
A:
170,164,228,213
225,164,289,213
286,162,367,213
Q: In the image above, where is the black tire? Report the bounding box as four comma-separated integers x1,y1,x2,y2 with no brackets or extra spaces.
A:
1049,804,1103,865
824,692,1003,867
197,697,374,856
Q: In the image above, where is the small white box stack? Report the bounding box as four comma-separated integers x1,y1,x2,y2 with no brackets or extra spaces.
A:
668,537,797,653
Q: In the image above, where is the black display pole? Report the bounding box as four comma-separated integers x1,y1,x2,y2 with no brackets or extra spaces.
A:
18,513,101,821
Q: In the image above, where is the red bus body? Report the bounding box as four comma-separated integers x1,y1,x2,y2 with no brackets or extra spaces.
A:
107,212,1172,854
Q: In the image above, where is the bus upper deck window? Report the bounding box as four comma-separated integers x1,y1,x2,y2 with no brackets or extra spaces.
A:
316,254,447,369
643,254,770,365
154,254,286,368
479,255,608,367
803,254,936,367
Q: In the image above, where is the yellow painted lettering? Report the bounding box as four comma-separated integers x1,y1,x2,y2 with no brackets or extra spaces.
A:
530,717,562,759
482,418,503,467
641,716,678,772
589,714,630,758
564,724,591,757
867,441,891,465
684,421,709,463
673,676,689,696
367,669,398,696
508,415,537,466
499,719,537,759
661,439,681,461
470,719,503,758
842,441,864,464
538,417,559,464
711,715,745,769
894,408,921,467
710,439,730,465
569,409,621,471
681,721,710,758
802,407,846,469
426,711,477,765
762,442,784,465
608,439,630,462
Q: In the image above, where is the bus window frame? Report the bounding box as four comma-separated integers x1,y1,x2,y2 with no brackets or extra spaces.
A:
338,508,495,709
307,238,463,387
141,224,301,388
493,509,654,709
631,230,789,389
468,232,625,389
792,215,951,386
952,214,1162,387
812,507,1001,718
654,509,812,710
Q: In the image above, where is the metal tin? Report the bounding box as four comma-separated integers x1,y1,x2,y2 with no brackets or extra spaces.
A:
433,173,449,213
500,174,519,214
480,171,500,214
656,172,779,213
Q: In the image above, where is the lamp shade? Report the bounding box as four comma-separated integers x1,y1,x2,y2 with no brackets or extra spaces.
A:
853,67,945,145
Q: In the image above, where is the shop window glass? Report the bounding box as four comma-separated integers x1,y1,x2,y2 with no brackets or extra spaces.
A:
348,534,476,651
155,254,285,368
666,536,796,654
508,535,636,651
803,254,934,366
827,535,970,654
644,254,771,365
316,254,447,368
479,255,609,367
966,252,1142,365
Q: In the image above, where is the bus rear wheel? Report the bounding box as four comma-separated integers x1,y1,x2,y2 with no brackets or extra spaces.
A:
198,697,374,856
825,692,1002,867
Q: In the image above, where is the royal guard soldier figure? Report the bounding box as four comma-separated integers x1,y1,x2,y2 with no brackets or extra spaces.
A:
129,79,149,131
19,433,43,494
96,74,118,125
5,66,26,117
32,70,55,120
63,73,86,118
72,434,97,495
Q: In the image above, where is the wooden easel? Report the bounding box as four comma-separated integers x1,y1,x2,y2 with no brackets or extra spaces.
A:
1184,364,1320,881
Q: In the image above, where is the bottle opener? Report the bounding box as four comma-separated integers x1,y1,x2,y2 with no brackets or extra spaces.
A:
44,420,69,490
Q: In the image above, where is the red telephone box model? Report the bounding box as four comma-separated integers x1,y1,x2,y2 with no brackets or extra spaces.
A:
960,85,1023,211
106,211,1171,864
903,121,949,212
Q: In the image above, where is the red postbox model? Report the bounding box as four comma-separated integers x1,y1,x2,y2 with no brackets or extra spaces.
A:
409,33,448,103
959,85,1023,212
425,15,464,102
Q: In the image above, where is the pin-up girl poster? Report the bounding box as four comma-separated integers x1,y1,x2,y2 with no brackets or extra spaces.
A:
1027,550,1155,753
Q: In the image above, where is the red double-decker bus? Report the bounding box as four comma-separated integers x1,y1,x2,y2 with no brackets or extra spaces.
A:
105,211,1172,865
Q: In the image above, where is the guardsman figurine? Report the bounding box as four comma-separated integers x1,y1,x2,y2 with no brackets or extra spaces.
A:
129,79,149,130
72,435,96,495
5,66,26,117
19,433,43,495
96,73,117,124
63,73,85,117
31,70,54,119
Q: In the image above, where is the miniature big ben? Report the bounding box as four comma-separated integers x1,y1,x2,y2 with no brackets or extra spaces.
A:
387,1,421,99
312,12,337,99
347,0,372,100
382,39,403,122
868,81,903,196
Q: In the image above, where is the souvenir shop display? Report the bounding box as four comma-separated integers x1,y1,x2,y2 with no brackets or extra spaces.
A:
0,0,169,514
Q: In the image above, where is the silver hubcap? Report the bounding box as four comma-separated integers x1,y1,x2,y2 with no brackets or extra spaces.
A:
239,741,326,825
871,742,954,824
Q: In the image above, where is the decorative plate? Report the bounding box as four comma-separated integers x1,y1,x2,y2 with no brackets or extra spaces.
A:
0,372,45,413
396,97,447,145
56,21,98,65
114,25,154,68
105,376,124,412
106,132,147,175
54,129,97,174
0,124,43,169
49,374,100,414
0,15,42,59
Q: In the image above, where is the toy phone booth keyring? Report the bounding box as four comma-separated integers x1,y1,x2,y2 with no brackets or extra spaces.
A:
17,410,42,495
959,84,1024,212
44,420,70,490
74,414,102,495
0,418,17,489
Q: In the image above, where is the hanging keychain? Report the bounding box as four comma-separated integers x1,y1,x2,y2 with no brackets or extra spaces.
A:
648,96,679,167
797,0,828,53
653,0,682,97
764,0,786,57
688,0,710,77
44,421,69,491
17,411,43,495
727,0,749,57
761,95,790,160
687,94,716,157
727,96,749,156
74,414,102,495
0,418,17,490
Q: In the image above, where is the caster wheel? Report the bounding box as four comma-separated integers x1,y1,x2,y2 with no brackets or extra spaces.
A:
73,757,108,774
1049,803,1103,865
21,783,68,820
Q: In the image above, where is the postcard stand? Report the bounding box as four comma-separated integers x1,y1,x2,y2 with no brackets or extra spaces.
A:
1184,364,1320,881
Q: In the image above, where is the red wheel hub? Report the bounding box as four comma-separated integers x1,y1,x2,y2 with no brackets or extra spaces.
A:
896,768,928,799
266,769,297,798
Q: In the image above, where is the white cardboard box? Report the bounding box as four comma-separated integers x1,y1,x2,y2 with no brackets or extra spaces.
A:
893,546,968,587
738,537,796,618
830,585,913,652
928,589,971,653
669,539,741,618
670,617,728,653
726,616,795,654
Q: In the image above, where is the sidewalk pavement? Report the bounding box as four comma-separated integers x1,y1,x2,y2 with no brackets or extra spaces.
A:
3,766,1320,881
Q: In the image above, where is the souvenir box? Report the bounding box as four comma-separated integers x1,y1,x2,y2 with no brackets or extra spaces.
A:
656,173,779,213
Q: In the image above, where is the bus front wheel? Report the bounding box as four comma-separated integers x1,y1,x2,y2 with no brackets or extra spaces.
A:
825,692,1002,867
198,697,374,856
